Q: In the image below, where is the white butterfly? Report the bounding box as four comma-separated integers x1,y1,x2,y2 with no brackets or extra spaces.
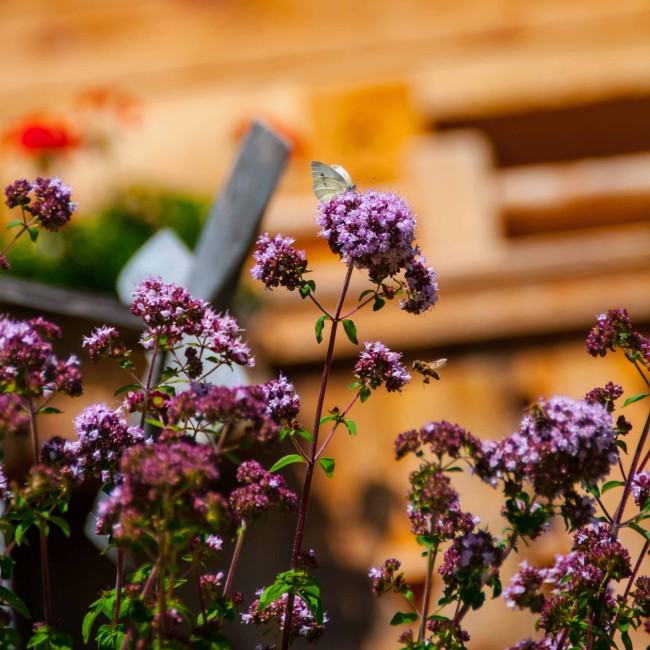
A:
310,161,356,202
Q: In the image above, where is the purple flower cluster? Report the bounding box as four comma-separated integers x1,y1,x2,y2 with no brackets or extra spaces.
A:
354,341,410,392
401,256,439,314
477,396,617,498
631,576,650,616
368,558,410,596
229,460,297,523
167,382,287,443
242,589,327,644
123,388,170,420
71,404,146,484
502,561,546,612
436,529,504,619
406,466,476,540
263,374,301,423
4,179,31,208
585,308,645,358
316,190,438,312
424,619,470,647
438,529,503,585
250,233,308,291
130,277,254,369
317,191,415,279
631,470,650,509
97,440,229,545
395,420,479,461
30,177,77,231
0,315,82,398
504,524,631,638
4,177,77,232
82,325,128,363
584,382,623,412
130,277,207,348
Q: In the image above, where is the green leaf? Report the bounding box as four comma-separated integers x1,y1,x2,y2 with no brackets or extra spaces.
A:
359,386,371,403
372,296,385,311
48,516,70,537
15,521,33,546
296,428,314,442
113,383,141,397
315,316,328,344
96,626,126,650
37,406,62,415
144,418,163,429
624,393,650,407
299,280,316,299
601,480,625,494
82,605,102,644
359,289,375,300
389,611,418,626
0,555,14,580
317,457,335,478
342,319,358,345
343,419,357,436
586,485,601,499
628,521,650,543
6,220,24,230
269,454,306,473
319,414,336,426
622,630,633,650
0,585,30,618
27,228,39,243
617,439,628,454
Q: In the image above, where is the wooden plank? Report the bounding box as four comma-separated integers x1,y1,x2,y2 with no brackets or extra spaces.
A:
0,276,140,328
188,120,290,308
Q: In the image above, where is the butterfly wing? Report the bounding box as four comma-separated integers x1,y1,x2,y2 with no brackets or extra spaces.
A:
330,164,354,188
310,161,355,201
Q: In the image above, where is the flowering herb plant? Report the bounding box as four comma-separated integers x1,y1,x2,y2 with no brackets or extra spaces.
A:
0,167,648,650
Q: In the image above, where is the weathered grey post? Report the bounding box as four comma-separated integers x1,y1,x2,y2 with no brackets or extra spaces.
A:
189,119,290,307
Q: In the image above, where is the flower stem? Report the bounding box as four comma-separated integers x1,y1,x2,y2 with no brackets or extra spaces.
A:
223,520,247,597
39,520,53,626
192,551,208,626
281,264,354,650
418,542,439,643
611,410,650,538
26,396,39,464
140,341,161,431
112,548,125,627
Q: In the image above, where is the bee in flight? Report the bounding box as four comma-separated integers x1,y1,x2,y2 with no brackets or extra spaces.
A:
412,358,447,384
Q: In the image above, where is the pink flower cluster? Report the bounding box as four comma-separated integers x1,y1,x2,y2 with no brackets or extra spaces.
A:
4,177,77,232
0,315,81,399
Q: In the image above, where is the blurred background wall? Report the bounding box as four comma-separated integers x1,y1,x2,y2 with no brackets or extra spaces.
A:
1,1,650,647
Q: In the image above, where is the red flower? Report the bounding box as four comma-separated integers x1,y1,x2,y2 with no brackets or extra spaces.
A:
5,116,81,154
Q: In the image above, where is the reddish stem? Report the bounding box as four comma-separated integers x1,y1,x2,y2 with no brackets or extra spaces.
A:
223,520,247,597
113,548,125,627
281,264,354,650
39,521,53,625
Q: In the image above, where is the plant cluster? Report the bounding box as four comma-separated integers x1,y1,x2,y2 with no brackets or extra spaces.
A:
0,170,648,650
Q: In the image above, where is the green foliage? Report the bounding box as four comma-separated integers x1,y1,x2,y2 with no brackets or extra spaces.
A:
6,186,207,294
259,570,323,625
269,454,306,473
342,319,358,345
27,626,73,650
